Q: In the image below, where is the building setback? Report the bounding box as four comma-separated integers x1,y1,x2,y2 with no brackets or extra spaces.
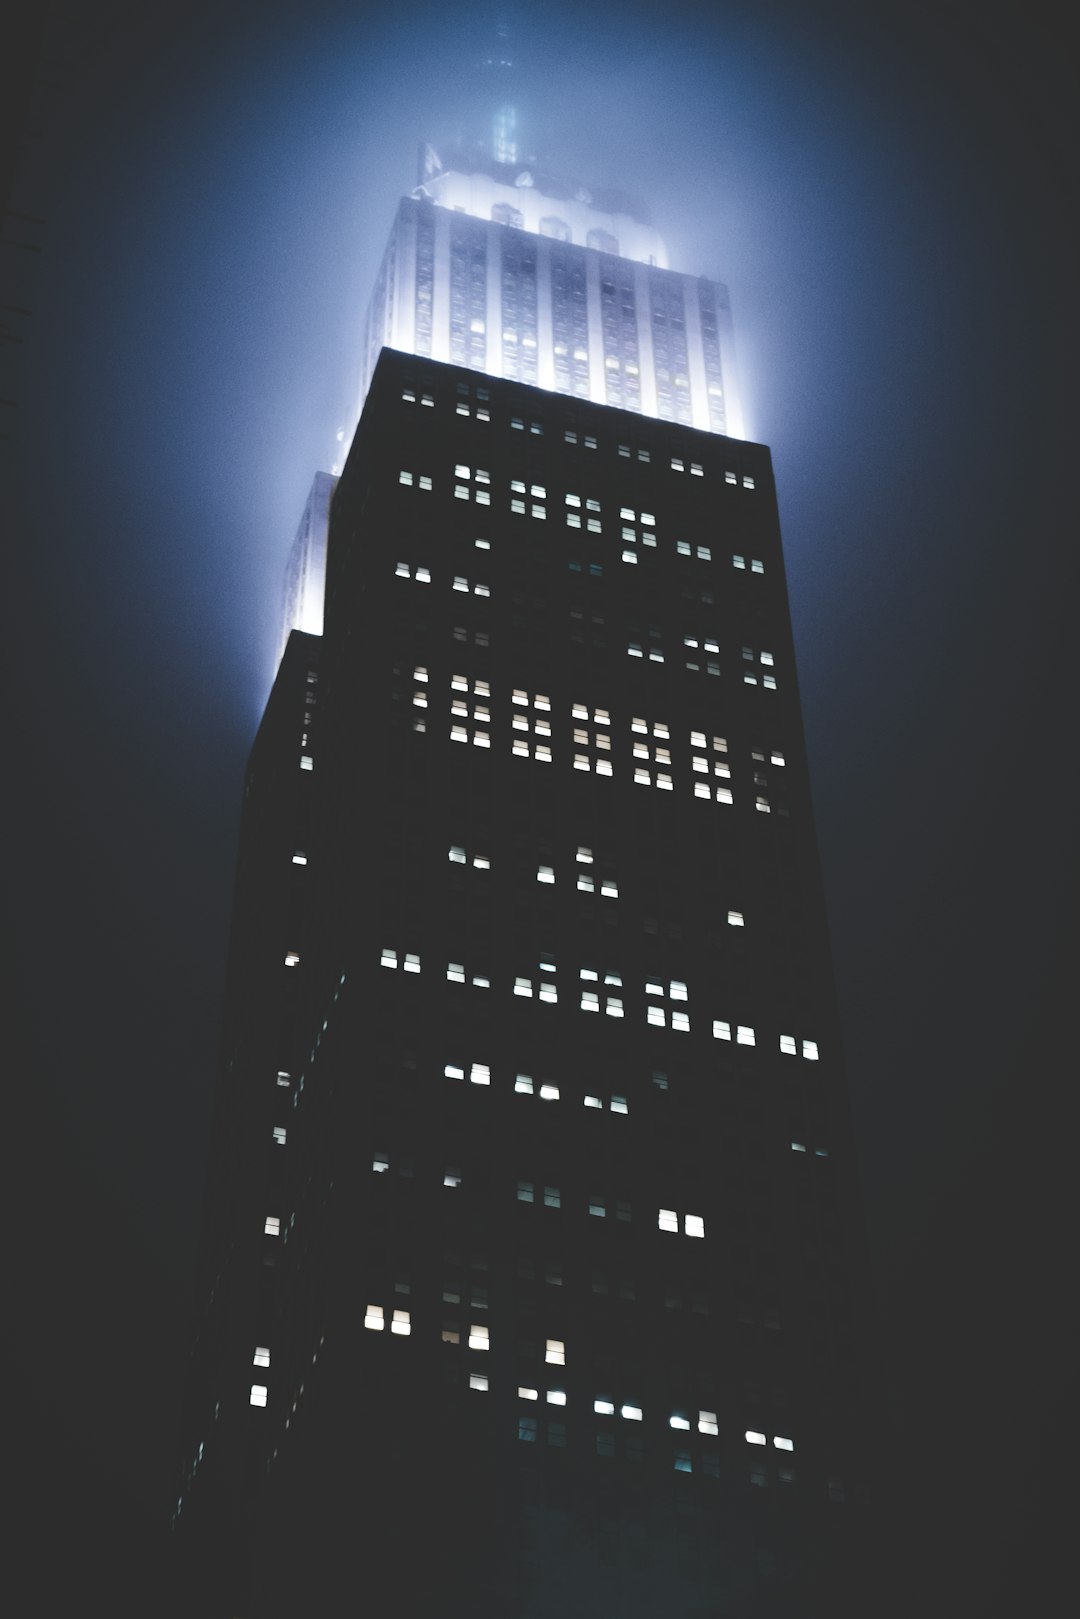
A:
175,336,875,1614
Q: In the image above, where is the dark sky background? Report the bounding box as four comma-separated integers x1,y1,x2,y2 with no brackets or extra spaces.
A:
3,0,1075,1611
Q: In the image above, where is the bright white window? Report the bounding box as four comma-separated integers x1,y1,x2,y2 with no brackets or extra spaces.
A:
515,1074,534,1095
264,1216,280,1237
670,1411,691,1430
537,865,555,884
272,1126,286,1147
803,1041,820,1061
684,1214,705,1238
545,1339,566,1366
469,1374,489,1391
658,1208,679,1233
746,1430,767,1446
250,1385,268,1407
737,1026,755,1045
780,1034,797,1055
539,1083,560,1101
594,1398,615,1415
364,1304,385,1331
404,954,420,973
253,1347,270,1368
699,1410,718,1435
519,1386,538,1400
390,1309,411,1336
621,1404,643,1422
546,1389,567,1406
468,1324,490,1351
774,1435,795,1451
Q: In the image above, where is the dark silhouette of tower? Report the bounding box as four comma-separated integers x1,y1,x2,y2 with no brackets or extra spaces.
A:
175,136,875,1619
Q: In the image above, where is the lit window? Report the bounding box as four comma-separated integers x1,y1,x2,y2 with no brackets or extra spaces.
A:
443,1169,461,1187
253,1347,270,1368
264,1216,280,1236
746,1430,767,1446
300,755,313,772
803,1041,819,1061
658,1208,679,1233
364,1304,384,1331
470,1063,490,1086
250,1385,268,1407
699,1410,719,1435
537,866,555,884
780,1034,797,1055
684,1214,705,1238
469,1374,489,1391
545,1339,565,1365
468,1324,490,1351
621,1404,643,1421
391,1310,411,1336
515,1074,534,1095
774,1435,794,1451
546,1389,567,1406
404,953,420,973
272,1126,286,1147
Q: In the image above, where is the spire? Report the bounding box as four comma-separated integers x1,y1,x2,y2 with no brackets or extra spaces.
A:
479,16,518,165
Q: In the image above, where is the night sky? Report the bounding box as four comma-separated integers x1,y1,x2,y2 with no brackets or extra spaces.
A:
3,1,1074,1610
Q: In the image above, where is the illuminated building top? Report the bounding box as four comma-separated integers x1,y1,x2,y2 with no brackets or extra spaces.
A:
282,90,743,660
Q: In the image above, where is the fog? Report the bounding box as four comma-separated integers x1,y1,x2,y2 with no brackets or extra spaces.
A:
4,0,1073,1608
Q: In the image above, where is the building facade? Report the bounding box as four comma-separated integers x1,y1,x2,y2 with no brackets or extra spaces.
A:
176,340,874,1614
360,145,742,440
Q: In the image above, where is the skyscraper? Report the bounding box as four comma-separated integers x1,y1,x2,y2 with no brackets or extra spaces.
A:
176,111,874,1619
